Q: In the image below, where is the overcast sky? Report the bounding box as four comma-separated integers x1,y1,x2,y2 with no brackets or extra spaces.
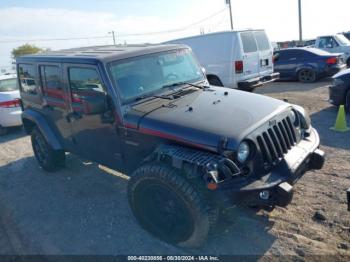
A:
0,0,349,69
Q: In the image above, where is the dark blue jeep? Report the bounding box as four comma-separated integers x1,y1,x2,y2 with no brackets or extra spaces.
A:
17,44,325,247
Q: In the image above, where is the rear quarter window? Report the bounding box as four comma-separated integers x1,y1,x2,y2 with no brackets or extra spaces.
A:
240,32,258,53
0,78,17,92
18,64,38,95
254,31,271,51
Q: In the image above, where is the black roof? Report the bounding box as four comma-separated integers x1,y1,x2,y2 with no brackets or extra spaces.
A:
16,44,188,64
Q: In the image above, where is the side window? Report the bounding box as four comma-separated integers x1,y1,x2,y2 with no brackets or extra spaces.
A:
18,64,37,95
68,67,105,102
319,37,338,48
254,31,271,51
330,37,339,47
240,32,258,53
40,65,63,99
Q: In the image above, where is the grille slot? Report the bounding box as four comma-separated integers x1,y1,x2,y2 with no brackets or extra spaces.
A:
257,116,297,167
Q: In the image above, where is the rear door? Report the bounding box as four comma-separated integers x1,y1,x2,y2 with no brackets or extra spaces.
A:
39,63,72,141
253,31,273,77
239,31,259,80
273,50,297,79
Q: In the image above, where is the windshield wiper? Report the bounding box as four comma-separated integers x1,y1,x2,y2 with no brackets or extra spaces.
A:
133,94,174,102
133,81,209,102
162,80,209,90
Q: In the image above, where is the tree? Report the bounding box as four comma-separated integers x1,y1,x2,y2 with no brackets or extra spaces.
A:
11,44,44,59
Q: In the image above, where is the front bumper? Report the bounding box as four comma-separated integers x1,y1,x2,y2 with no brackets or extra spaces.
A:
237,72,280,92
217,128,324,208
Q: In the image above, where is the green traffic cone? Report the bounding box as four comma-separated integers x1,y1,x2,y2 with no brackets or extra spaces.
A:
330,105,350,132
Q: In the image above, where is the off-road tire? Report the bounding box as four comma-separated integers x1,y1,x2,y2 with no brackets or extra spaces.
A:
0,126,7,136
346,90,350,112
207,76,223,87
31,127,65,172
298,69,316,83
128,163,216,248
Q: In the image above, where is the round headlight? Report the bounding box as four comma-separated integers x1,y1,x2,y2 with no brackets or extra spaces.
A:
289,110,299,126
237,142,250,163
289,110,296,124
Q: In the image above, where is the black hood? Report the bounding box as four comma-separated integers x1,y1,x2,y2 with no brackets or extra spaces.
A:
125,86,290,152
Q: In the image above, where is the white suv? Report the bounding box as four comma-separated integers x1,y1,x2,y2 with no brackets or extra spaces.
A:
165,30,279,91
0,74,22,135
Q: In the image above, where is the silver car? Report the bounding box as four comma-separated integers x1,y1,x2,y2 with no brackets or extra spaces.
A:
0,74,22,135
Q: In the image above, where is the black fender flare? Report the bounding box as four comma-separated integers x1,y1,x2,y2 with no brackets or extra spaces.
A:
22,109,63,150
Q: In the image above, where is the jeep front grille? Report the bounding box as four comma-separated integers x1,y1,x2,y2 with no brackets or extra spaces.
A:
257,116,297,166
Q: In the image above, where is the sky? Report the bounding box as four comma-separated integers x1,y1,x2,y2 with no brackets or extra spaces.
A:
0,0,349,70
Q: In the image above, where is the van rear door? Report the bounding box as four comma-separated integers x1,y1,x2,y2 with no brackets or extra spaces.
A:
253,31,274,77
239,31,259,80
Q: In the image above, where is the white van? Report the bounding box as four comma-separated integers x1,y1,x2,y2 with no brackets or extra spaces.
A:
165,30,279,91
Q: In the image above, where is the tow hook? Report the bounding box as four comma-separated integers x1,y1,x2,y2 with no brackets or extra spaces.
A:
309,149,325,170
276,182,294,207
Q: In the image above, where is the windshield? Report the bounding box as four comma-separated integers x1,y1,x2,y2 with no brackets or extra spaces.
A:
0,78,18,92
335,34,350,46
108,49,205,103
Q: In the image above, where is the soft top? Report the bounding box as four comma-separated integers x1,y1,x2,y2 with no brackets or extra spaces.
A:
16,44,189,64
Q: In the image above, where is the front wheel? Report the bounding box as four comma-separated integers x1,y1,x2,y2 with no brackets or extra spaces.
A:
31,127,65,172
128,164,215,248
298,69,316,83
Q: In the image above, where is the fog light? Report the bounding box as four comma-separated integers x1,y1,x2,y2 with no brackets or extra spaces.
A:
259,190,270,200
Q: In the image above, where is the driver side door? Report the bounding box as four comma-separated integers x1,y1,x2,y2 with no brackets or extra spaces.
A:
64,64,123,170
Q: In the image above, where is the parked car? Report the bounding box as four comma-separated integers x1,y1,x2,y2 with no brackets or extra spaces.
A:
273,48,346,83
329,68,350,111
165,30,279,92
0,73,22,135
315,34,350,67
18,45,324,247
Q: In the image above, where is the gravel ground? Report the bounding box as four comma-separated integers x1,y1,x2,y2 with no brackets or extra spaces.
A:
0,79,349,259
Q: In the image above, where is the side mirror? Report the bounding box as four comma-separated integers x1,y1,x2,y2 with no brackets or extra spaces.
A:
80,93,108,115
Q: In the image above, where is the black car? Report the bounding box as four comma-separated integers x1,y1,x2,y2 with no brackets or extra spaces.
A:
17,45,325,247
329,68,350,111
274,48,345,83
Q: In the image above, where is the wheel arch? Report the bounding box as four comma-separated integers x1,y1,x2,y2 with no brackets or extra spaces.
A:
22,109,63,150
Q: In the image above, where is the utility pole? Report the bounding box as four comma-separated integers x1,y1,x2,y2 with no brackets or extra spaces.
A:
226,0,233,30
298,0,303,44
109,31,116,45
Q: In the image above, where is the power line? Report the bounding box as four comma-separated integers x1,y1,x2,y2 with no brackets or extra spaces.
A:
118,7,228,37
0,7,228,44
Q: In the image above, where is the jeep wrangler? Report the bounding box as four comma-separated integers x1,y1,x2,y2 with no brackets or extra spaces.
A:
17,44,325,248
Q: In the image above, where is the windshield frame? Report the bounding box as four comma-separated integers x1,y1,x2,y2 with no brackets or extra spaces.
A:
335,34,350,46
106,48,206,105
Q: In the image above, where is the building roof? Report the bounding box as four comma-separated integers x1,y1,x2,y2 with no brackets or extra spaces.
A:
16,44,187,64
